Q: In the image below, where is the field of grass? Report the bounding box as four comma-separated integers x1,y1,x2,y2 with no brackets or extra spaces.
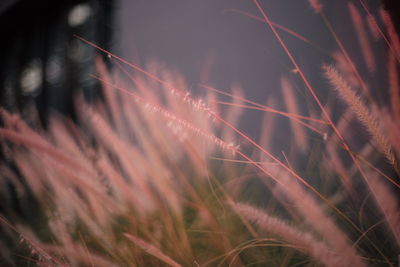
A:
0,0,399,266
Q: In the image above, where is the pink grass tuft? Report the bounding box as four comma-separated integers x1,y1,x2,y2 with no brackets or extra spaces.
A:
281,76,308,153
233,203,352,267
348,3,376,74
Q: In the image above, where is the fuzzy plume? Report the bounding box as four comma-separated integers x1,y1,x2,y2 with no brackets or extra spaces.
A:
323,65,396,166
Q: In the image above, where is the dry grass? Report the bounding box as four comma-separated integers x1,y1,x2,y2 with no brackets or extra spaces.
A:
323,64,395,166
1,1,399,266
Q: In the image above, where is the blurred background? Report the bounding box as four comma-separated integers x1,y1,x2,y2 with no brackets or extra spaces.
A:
0,0,397,147
0,0,396,134
0,0,114,125
115,0,390,145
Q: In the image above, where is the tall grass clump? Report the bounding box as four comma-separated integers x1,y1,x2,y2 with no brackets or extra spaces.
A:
1,1,399,266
